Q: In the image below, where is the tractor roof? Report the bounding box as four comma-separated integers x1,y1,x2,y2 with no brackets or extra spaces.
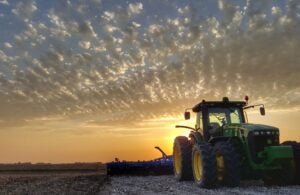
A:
192,97,246,112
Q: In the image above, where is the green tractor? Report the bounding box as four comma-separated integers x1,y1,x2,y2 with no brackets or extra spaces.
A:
173,97,300,188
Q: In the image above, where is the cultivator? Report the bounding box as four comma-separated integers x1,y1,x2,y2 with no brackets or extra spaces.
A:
106,146,173,175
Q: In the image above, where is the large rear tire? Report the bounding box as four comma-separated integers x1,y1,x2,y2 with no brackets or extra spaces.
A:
192,143,217,188
214,142,241,187
173,136,193,181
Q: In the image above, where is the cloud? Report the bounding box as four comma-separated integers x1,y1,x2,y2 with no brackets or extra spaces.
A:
128,2,143,16
11,0,37,19
0,0,299,130
78,41,91,49
0,0,8,5
4,42,12,48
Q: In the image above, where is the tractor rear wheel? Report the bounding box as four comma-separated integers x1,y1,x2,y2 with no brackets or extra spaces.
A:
192,143,217,188
281,141,300,184
214,142,241,187
173,136,193,181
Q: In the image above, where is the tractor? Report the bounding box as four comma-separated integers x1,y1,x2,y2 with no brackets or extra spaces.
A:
173,97,300,188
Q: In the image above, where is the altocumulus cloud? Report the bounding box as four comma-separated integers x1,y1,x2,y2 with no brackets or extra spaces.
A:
0,0,299,129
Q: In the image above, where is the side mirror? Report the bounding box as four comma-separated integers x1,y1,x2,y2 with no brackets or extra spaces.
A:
184,112,190,120
260,107,265,116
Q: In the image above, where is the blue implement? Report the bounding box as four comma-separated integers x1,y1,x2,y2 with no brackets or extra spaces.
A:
106,147,173,175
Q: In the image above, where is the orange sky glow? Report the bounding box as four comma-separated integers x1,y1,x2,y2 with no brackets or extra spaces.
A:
1,109,299,163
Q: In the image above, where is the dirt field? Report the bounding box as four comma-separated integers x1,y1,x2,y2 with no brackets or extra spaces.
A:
1,173,300,194
102,175,300,195
0,172,107,194
0,172,300,195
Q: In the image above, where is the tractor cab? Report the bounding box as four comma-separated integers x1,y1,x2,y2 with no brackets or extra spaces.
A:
184,97,247,141
206,105,244,137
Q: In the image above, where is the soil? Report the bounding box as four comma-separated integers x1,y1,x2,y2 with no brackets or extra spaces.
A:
0,172,107,194
1,173,300,195
101,175,300,195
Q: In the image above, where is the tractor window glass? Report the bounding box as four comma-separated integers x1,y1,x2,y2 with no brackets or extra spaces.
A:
230,109,242,124
208,109,226,126
196,112,203,130
208,107,242,125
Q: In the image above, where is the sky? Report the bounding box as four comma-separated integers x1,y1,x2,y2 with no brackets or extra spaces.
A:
0,0,299,163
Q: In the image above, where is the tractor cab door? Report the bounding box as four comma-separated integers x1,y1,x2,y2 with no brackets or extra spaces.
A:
196,112,204,133
203,106,244,140
207,108,226,137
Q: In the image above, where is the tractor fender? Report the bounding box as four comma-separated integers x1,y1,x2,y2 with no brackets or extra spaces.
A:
189,131,204,144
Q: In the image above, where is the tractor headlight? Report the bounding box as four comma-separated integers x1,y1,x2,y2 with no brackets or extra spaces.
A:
254,131,259,135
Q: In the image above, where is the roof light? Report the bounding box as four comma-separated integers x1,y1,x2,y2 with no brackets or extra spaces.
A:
223,97,229,102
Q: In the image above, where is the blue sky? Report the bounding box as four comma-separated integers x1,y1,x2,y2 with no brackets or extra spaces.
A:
0,0,288,43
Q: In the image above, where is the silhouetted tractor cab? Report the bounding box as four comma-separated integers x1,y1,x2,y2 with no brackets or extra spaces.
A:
173,97,299,188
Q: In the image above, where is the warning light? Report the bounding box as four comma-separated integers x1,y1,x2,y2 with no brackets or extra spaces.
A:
245,96,249,104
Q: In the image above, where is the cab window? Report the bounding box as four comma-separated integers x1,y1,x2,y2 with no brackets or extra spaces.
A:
208,107,243,125
196,112,203,130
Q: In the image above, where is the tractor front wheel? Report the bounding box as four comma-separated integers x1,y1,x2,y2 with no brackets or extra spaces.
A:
214,142,241,187
282,141,300,184
263,141,300,186
173,136,193,181
263,160,295,186
192,143,217,188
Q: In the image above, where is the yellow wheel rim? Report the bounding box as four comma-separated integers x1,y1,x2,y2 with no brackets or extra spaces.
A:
216,151,225,181
174,144,182,175
193,150,203,181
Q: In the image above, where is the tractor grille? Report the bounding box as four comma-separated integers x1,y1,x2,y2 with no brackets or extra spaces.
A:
247,130,279,163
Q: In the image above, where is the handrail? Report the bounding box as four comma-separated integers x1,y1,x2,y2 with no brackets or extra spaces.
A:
243,104,264,109
175,125,195,131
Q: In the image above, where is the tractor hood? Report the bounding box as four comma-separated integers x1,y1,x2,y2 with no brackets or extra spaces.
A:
225,123,279,133
239,123,279,131
223,123,279,138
